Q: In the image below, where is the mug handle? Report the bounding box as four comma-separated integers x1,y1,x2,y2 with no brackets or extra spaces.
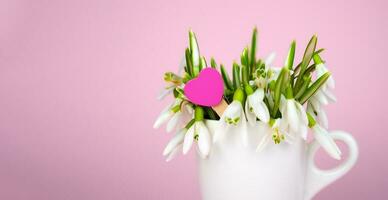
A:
304,130,359,200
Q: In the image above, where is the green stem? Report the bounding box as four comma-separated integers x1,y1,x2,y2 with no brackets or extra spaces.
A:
233,88,245,104
194,106,204,121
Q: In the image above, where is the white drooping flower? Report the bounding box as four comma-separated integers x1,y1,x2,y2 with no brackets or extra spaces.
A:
163,128,187,162
312,54,336,105
166,102,193,133
256,119,294,152
245,87,270,125
280,95,309,140
182,120,212,158
307,97,328,129
153,99,193,132
213,89,247,145
311,123,342,160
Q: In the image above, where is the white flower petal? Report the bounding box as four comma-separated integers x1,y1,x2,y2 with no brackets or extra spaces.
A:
182,126,195,154
197,122,211,157
249,89,270,123
163,129,186,156
324,89,337,103
316,64,327,76
245,99,257,126
315,90,329,105
309,97,321,112
153,110,173,129
295,102,308,126
253,88,265,101
300,126,308,140
255,102,270,123
165,143,183,162
327,76,335,89
286,100,300,133
166,112,182,132
318,109,329,129
312,125,342,160
224,101,242,119
280,95,287,114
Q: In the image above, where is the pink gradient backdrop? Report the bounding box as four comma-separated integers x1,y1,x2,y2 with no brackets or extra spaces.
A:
0,0,386,199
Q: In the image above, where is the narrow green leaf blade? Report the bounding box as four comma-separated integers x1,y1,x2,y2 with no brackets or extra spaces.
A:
189,30,200,75
199,56,207,71
250,27,257,69
242,65,249,85
285,40,296,70
232,63,241,89
185,48,193,76
220,64,233,90
272,68,289,116
294,35,317,93
300,35,317,75
299,72,330,104
294,75,311,99
210,57,217,69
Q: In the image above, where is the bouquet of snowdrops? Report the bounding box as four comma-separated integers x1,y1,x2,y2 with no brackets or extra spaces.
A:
154,28,340,162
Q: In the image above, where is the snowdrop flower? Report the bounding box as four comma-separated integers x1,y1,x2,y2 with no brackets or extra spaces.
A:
312,54,336,105
245,85,270,125
182,107,211,158
308,113,341,160
280,89,308,140
153,98,192,132
163,128,187,162
213,88,248,145
166,102,193,133
307,97,328,129
256,118,294,152
153,99,181,129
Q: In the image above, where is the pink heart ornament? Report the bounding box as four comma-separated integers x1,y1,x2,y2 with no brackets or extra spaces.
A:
184,68,224,107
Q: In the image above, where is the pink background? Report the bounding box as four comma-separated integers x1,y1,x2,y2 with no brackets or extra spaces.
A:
0,0,387,199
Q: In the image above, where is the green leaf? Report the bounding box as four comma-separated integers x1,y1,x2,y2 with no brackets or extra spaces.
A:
220,64,233,90
250,27,257,69
232,63,241,89
185,48,193,76
194,106,204,121
294,35,317,91
285,40,296,70
241,48,248,66
242,65,249,86
304,64,316,75
298,72,330,104
300,35,317,74
272,68,289,116
189,30,200,75
204,107,219,120
294,75,311,99
314,48,325,56
313,54,323,65
307,113,317,128
210,57,217,68
199,56,207,71
164,72,182,84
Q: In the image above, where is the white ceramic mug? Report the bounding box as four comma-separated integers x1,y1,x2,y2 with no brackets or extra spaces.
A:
198,120,358,200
